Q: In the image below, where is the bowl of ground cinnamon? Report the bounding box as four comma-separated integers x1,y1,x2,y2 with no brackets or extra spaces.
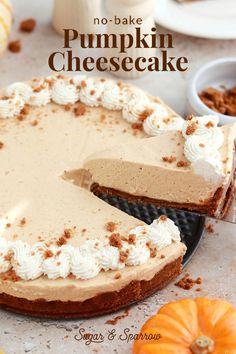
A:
187,57,236,125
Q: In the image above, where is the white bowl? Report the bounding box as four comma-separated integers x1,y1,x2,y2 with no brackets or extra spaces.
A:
187,57,236,125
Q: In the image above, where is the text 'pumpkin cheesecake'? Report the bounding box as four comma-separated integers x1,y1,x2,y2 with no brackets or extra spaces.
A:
85,115,236,218
0,75,186,318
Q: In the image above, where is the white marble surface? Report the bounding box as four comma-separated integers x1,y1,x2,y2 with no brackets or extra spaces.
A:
0,1,236,353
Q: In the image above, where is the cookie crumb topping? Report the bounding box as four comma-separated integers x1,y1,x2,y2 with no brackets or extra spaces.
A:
56,237,67,246
186,121,197,135
44,250,53,259
63,228,73,239
162,156,176,163
109,233,122,248
139,108,153,122
206,223,214,233
19,217,26,226
159,215,168,221
105,221,117,232
150,248,157,258
205,121,214,128
131,123,143,131
127,234,136,245
73,103,86,117
31,120,38,127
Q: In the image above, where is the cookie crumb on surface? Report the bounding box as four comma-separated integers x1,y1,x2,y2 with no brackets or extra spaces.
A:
175,274,202,290
0,142,4,149
20,18,36,33
8,40,22,53
206,223,214,233
73,103,86,117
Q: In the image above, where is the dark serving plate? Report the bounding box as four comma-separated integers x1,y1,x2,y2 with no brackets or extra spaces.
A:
99,193,206,266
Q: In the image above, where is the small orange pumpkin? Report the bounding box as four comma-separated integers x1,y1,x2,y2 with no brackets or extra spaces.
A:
133,298,236,354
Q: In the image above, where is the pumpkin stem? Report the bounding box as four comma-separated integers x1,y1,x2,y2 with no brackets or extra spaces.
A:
190,336,214,354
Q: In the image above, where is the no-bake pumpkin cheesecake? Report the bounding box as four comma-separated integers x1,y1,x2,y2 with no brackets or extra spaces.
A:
85,116,236,218
0,75,186,318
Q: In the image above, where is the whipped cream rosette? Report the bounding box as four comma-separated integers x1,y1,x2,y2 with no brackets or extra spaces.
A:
182,115,225,184
122,89,151,123
143,103,184,136
0,76,180,138
0,216,180,280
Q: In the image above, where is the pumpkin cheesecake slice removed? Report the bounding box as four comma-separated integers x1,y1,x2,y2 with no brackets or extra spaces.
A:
84,123,236,218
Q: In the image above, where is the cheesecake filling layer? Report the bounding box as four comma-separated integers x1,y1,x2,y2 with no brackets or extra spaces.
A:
85,124,236,207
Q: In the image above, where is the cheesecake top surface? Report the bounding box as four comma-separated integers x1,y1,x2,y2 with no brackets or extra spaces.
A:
0,75,186,301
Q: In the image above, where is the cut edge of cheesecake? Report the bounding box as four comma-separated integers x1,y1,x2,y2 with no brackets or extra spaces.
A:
85,124,236,218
